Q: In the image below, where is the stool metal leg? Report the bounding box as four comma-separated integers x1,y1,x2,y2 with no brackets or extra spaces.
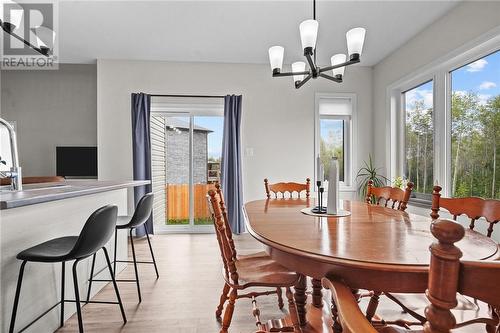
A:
145,232,159,279
129,228,142,302
60,262,65,328
72,260,84,333
102,247,127,324
113,228,118,275
85,253,96,303
9,260,27,333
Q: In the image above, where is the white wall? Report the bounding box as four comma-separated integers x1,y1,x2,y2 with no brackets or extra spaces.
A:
1,64,97,176
372,1,500,175
97,60,372,201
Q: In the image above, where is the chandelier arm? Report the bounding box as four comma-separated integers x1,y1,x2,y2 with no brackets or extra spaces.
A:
304,51,317,73
318,58,360,73
1,22,50,57
295,74,312,89
319,73,342,83
272,70,310,77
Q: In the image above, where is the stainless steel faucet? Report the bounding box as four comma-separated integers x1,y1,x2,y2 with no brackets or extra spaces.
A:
0,117,22,191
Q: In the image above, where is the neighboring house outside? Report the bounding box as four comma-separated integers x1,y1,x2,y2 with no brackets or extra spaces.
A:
165,118,212,184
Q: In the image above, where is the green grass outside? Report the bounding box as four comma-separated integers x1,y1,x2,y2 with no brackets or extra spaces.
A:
166,217,212,225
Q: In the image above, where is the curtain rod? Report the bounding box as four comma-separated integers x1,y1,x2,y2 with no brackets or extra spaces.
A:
150,94,225,99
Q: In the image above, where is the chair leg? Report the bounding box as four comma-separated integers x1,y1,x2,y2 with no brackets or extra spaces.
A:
145,232,160,279
129,228,142,302
216,283,230,320
85,253,96,303
72,260,84,333
113,228,118,275
221,288,237,333
60,262,65,328
286,287,302,333
9,260,27,333
276,287,284,310
102,247,127,324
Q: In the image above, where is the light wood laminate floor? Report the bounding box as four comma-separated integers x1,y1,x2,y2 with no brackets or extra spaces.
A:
56,234,487,333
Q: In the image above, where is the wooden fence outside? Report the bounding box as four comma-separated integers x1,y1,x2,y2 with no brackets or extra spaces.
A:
166,183,216,221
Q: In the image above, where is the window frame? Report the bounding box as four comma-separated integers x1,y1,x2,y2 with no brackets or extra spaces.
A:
388,28,500,200
314,93,358,191
400,78,436,196
151,101,224,234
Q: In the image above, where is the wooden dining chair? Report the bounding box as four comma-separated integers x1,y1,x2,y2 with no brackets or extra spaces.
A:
365,179,414,211
264,178,310,199
383,185,500,327
207,187,303,333
431,185,500,237
321,218,500,333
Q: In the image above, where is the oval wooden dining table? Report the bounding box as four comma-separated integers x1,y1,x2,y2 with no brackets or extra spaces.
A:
243,198,499,331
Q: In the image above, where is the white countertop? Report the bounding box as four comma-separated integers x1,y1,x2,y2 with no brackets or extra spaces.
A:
0,180,150,209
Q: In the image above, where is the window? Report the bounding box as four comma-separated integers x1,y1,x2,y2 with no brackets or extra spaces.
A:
403,81,434,194
390,36,500,202
316,94,355,188
450,50,500,199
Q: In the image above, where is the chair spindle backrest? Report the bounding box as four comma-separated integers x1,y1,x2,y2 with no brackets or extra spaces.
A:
430,185,500,237
424,219,500,333
214,183,237,259
207,189,239,284
264,178,310,199
365,180,414,211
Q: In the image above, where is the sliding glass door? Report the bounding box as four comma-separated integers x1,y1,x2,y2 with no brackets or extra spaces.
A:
151,100,223,233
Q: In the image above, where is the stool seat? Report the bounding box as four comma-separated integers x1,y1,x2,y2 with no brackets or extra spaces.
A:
115,216,133,229
16,236,79,262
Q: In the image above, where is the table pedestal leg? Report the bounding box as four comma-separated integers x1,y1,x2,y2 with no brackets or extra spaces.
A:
294,274,307,326
311,278,323,308
366,291,381,322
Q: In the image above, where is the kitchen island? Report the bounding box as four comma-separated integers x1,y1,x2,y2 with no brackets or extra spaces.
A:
0,180,149,333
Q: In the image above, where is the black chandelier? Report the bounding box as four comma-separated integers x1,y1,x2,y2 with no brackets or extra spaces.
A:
268,0,366,89
0,1,54,57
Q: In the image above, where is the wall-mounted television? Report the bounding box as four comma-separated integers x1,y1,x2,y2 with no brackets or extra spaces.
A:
56,146,97,178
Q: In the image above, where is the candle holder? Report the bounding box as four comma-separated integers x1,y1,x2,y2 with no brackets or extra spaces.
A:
312,182,327,214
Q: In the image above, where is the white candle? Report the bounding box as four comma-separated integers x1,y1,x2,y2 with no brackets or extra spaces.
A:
316,156,323,185
327,157,339,215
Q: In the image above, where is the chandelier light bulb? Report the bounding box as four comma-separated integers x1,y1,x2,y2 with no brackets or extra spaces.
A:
299,19,319,50
346,27,366,58
268,46,284,71
331,54,347,77
292,61,306,83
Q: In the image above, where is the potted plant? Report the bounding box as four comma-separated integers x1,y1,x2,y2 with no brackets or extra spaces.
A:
356,154,388,203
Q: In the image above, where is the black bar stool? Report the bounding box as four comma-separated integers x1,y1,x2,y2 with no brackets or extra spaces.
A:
9,205,127,333
87,193,159,303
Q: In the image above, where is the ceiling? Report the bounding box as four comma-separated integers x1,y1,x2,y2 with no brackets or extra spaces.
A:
58,1,460,66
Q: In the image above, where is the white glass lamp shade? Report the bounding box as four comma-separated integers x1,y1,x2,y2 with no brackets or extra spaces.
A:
34,26,56,48
292,61,306,82
268,46,284,71
299,19,318,50
330,54,347,76
346,27,366,57
9,9,23,28
1,1,24,29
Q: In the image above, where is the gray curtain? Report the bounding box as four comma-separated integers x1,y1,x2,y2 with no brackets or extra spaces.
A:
131,93,153,236
221,95,244,234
